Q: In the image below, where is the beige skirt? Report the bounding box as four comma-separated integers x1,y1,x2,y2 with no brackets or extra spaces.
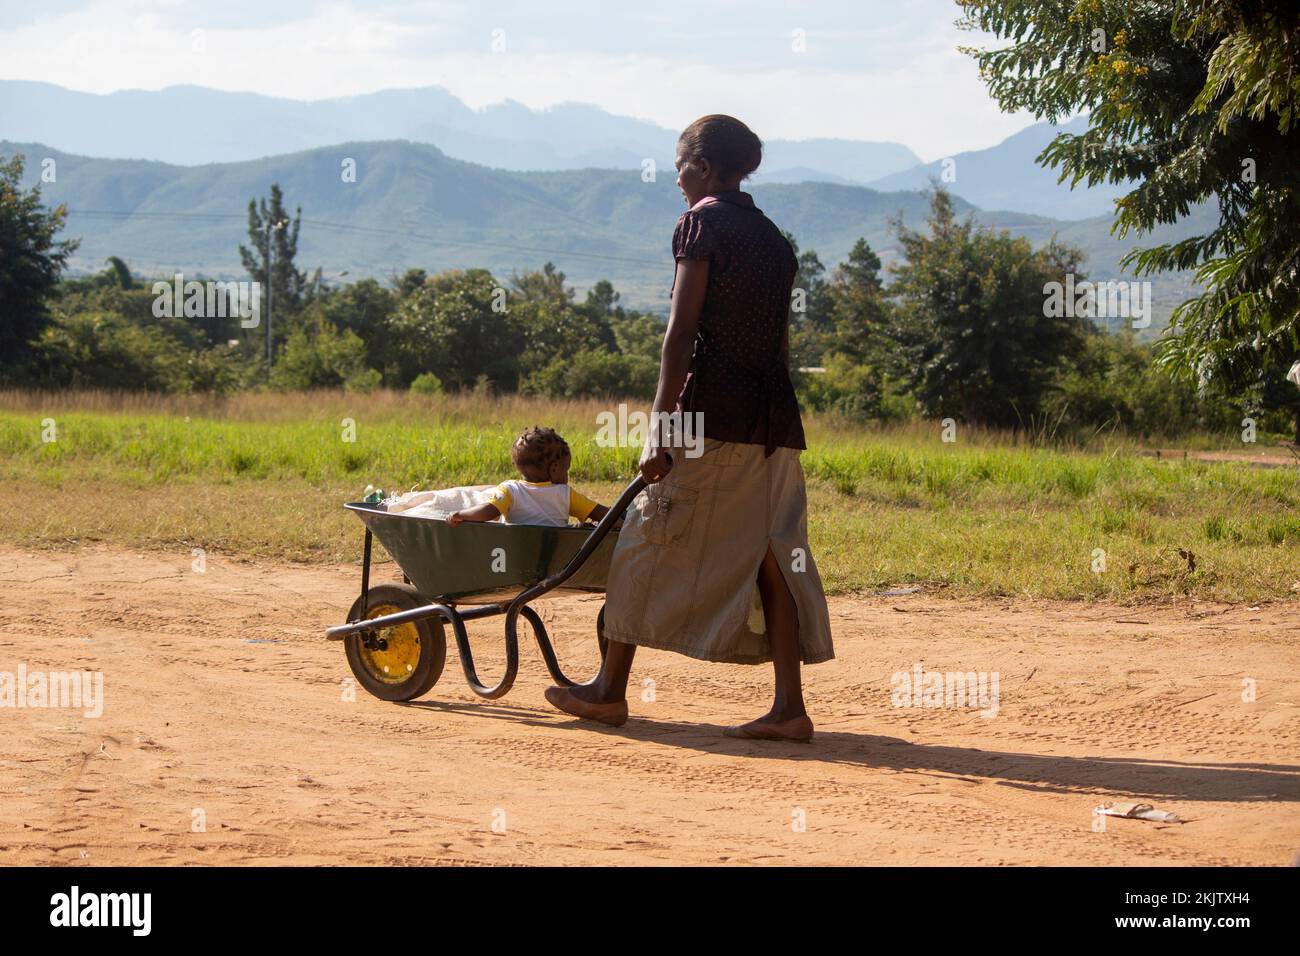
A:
603,439,834,665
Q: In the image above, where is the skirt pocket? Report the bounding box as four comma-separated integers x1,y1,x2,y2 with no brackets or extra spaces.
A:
642,482,699,548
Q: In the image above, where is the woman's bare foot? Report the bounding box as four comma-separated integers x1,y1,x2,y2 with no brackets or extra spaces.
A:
544,686,629,727
722,712,814,742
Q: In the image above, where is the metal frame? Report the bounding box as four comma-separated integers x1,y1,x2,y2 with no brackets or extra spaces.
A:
326,475,646,700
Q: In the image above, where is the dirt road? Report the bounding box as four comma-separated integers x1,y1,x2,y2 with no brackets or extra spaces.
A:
2,547,1297,865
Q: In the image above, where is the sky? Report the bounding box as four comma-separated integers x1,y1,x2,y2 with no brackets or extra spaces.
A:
0,0,1035,161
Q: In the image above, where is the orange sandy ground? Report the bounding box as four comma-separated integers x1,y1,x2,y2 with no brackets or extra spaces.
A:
1,547,1297,866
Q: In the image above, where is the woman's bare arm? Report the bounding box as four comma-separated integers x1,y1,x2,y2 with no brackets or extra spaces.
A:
640,259,707,480
645,258,708,469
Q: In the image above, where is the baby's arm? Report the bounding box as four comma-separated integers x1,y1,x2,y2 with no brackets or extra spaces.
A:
577,502,621,530
450,482,511,525
570,488,605,525
447,502,502,526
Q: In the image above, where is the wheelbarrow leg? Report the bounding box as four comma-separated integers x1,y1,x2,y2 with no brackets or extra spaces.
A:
359,529,372,615
446,603,588,697
507,603,604,688
517,605,575,687
445,604,520,700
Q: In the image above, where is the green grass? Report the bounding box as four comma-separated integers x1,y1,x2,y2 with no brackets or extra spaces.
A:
1,390,1297,602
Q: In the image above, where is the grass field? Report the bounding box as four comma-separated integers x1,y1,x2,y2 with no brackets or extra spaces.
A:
1,389,1297,602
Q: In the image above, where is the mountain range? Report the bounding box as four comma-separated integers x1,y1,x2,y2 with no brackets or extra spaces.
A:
863,116,1132,220
3,80,1120,219
3,136,1207,319
0,81,920,190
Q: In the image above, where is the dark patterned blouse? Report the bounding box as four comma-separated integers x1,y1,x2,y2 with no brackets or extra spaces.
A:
671,189,806,456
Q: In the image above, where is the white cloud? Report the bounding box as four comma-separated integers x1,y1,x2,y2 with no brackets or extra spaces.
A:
0,0,1034,157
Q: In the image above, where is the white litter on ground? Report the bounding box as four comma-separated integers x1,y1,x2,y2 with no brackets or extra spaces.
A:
1094,801,1184,823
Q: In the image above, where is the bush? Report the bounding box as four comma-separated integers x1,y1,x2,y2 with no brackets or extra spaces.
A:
409,371,444,395
269,319,370,391
30,311,183,391
176,346,248,396
1044,333,1239,440
521,349,658,399
344,368,382,393
796,353,912,423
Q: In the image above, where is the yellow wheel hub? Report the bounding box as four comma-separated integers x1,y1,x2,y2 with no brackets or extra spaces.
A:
357,603,422,685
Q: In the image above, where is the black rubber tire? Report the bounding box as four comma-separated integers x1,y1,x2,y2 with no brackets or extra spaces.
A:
344,583,446,702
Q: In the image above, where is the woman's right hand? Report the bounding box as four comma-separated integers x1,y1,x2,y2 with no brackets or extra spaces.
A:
639,445,674,484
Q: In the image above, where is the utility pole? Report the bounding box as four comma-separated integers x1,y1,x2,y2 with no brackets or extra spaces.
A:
264,218,286,369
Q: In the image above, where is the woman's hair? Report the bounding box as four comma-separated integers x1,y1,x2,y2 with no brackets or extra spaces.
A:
512,425,569,474
677,114,763,183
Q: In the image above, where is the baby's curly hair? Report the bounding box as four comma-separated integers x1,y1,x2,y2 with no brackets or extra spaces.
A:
512,426,570,477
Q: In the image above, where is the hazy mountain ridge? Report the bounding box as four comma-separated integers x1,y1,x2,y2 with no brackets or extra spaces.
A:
4,138,1204,315
866,115,1132,220
1,82,1160,221
0,81,921,184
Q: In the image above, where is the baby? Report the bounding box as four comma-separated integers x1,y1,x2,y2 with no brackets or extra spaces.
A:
447,426,612,528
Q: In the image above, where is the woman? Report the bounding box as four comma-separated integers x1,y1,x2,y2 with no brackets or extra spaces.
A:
545,114,834,741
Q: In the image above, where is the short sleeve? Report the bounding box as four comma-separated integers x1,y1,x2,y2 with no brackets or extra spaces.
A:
672,210,715,261
568,488,598,521
488,482,513,517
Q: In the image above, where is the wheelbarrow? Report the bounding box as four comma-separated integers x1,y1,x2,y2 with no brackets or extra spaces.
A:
326,476,646,702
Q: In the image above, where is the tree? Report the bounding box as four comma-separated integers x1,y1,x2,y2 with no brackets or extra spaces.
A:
1044,330,1238,439
238,183,306,316
269,317,370,391
584,279,620,316
522,349,659,399
394,268,427,298
0,154,78,371
795,238,903,418
34,311,182,391
103,256,134,290
310,278,397,379
825,238,893,365
891,189,1091,427
585,278,667,365
608,310,666,364
390,268,522,390
782,231,834,367
958,0,1300,439
507,264,617,370
510,261,573,306
516,298,615,369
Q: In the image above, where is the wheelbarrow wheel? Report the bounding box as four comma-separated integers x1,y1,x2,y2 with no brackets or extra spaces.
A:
344,583,446,702
597,602,609,661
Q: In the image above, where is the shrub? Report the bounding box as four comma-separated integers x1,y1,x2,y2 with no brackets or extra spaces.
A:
344,368,382,393
409,371,444,395
269,319,369,391
521,349,658,399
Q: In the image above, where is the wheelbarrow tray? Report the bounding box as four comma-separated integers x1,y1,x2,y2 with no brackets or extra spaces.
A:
345,502,618,604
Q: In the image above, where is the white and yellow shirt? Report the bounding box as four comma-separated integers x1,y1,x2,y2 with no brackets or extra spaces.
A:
488,480,598,527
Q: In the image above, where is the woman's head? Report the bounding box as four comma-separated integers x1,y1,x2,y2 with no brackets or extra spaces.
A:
675,114,762,206
512,425,571,483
